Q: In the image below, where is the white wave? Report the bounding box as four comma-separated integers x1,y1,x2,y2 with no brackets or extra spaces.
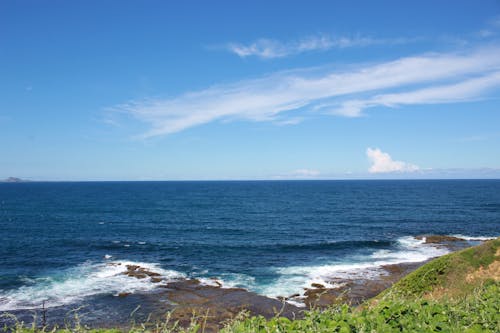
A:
215,273,257,290
397,235,426,248
285,299,307,308
204,235,489,300
450,234,497,241
257,262,381,299
197,278,222,287
253,236,450,299
0,260,185,311
371,236,449,263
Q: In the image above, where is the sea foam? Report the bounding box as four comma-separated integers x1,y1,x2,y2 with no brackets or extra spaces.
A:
250,236,450,299
451,234,497,241
0,260,184,311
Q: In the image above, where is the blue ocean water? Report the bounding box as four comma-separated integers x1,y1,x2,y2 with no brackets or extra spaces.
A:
0,180,499,316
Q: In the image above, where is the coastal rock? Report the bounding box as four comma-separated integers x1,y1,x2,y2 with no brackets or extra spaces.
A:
150,279,303,333
302,262,426,308
311,283,326,289
304,279,391,307
107,262,122,266
123,264,163,280
112,236,483,331
416,235,464,244
209,277,223,287
381,262,422,277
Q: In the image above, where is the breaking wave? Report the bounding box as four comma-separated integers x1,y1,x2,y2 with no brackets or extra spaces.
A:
0,260,184,311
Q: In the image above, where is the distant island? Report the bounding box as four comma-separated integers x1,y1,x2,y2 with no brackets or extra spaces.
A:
1,177,29,183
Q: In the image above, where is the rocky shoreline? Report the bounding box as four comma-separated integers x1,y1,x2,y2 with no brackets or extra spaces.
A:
104,235,477,332
0,235,482,332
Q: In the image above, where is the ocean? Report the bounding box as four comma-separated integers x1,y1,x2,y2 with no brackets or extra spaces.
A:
0,180,499,324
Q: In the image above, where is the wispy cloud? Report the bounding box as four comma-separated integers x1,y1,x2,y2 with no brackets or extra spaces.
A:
274,117,304,126
111,46,500,138
476,15,500,39
488,15,500,28
272,169,321,179
455,132,500,143
366,148,419,173
226,34,412,59
330,70,500,116
291,169,320,177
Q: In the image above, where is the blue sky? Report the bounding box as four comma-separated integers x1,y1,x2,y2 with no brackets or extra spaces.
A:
1,0,500,180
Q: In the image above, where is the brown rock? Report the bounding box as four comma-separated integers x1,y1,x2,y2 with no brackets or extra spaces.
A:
152,279,303,332
415,235,464,244
107,262,122,267
311,283,326,289
209,277,223,287
126,271,147,279
123,264,164,280
126,265,140,271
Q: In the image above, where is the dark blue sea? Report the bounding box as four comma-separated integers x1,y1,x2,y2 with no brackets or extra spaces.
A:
0,180,499,323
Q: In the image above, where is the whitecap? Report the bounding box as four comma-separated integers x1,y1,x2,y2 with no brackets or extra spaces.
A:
0,260,185,311
197,278,223,287
253,235,450,299
371,236,449,263
286,299,307,308
450,234,497,241
198,273,256,291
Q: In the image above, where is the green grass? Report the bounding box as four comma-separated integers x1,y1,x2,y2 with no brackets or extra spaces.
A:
377,238,500,300
220,282,499,333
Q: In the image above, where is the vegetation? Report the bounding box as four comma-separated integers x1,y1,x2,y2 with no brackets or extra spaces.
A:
221,282,499,332
2,238,499,333
376,237,500,300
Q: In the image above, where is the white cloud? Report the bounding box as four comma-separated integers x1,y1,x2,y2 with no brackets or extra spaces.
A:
227,26,500,59
331,71,500,116
488,15,500,28
272,169,321,179
478,29,495,38
274,117,304,126
226,34,410,59
291,169,320,177
111,46,500,138
366,148,419,173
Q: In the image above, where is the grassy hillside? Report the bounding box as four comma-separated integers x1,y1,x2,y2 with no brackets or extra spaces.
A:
221,238,500,332
376,237,500,301
3,238,499,333
221,283,498,332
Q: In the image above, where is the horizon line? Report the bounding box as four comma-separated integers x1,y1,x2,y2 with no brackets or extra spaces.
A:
2,178,500,183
